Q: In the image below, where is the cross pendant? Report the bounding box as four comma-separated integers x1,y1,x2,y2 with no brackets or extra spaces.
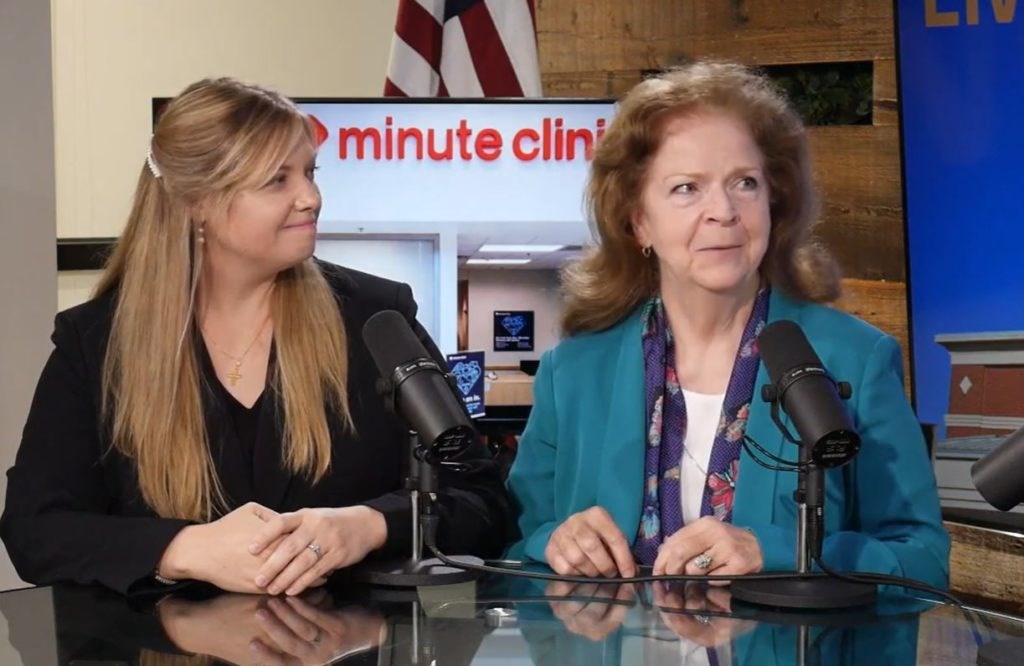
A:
227,364,242,386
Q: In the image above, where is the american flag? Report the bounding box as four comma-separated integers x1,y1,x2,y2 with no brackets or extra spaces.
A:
385,0,542,97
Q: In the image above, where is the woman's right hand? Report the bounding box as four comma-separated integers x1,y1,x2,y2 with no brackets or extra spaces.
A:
160,502,324,594
545,506,637,578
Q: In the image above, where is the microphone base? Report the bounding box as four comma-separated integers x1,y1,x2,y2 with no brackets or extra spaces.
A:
977,638,1024,666
731,574,877,610
356,555,483,587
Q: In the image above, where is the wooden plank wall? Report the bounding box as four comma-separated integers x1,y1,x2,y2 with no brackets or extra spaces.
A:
536,0,909,359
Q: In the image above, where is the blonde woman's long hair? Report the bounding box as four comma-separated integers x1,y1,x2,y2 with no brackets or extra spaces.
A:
96,78,350,521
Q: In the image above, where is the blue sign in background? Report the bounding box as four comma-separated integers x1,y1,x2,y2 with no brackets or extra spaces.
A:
896,2,1024,434
494,311,535,351
446,351,486,418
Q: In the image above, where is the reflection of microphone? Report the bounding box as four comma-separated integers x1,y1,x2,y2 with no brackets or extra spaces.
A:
972,425,1024,511
758,320,860,467
362,310,475,460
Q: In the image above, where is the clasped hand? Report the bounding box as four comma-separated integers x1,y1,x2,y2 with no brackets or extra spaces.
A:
161,502,387,596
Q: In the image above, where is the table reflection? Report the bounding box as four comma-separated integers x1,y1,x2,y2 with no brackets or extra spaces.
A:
501,576,937,666
0,571,1020,666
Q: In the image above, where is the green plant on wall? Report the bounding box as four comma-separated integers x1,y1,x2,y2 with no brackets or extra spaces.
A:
768,63,873,126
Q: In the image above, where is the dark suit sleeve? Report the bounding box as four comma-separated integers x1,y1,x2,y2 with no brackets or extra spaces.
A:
0,313,192,594
358,283,511,559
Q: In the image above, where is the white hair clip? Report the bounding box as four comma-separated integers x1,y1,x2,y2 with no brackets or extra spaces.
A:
146,136,162,179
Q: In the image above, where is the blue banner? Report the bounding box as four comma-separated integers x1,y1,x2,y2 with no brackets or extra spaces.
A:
446,351,486,418
896,1,1024,434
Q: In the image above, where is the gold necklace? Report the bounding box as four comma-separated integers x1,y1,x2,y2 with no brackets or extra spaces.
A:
202,314,271,386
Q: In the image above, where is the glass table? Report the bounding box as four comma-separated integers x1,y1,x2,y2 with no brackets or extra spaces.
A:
0,569,1020,665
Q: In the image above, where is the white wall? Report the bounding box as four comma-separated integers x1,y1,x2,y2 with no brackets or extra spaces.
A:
315,237,441,347
0,0,58,590
52,0,400,305
464,269,563,368
57,271,102,312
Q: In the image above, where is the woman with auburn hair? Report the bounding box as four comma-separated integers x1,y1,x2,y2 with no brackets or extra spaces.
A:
507,61,948,589
1,77,508,595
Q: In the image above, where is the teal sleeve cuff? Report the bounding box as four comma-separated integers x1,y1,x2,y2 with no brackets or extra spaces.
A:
745,523,948,590
507,520,558,564
745,523,797,571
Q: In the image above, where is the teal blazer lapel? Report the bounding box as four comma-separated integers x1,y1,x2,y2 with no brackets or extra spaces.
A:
732,290,803,529
595,309,647,545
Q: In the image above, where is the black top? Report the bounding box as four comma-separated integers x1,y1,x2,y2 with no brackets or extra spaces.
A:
218,385,264,499
198,333,266,501
0,260,510,594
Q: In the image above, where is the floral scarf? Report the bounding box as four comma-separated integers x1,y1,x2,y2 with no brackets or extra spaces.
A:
633,289,770,565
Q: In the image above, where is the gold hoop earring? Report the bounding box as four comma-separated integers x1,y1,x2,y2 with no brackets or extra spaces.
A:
641,245,652,258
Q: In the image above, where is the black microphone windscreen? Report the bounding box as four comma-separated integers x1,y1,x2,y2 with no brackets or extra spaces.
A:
361,309,475,459
758,320,821,382
362,310,432,377
972,426,1024,511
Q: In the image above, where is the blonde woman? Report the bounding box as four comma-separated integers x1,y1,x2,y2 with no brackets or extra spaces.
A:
1,78,507,596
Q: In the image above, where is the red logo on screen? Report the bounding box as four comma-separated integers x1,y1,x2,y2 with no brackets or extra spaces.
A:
331,116,608,163
309,114,329,147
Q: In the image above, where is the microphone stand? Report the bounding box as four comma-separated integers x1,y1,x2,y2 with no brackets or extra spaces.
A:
731,385,876,609
359,431,483,587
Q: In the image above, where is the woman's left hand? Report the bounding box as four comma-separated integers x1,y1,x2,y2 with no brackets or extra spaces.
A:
249,506,388,596
652,517,763,584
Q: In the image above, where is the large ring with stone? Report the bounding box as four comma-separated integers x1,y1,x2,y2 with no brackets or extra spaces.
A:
693,552,713,570
307,542,323,561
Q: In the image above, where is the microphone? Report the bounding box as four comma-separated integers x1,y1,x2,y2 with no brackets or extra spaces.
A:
757,320,860,467
730,320,876,610
733,319,876,610
357,310,484,588
971,425,1024,511
362,310,475,461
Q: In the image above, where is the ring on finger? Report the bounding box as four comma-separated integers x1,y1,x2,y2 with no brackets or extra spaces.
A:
307,542,323,561
693,552,713,570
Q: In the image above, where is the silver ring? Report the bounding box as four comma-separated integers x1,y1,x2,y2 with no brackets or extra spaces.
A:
307,542,323,561
693,552,713,570
694,614,712,625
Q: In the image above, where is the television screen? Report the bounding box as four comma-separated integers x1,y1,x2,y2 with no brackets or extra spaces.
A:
895,4,1024,446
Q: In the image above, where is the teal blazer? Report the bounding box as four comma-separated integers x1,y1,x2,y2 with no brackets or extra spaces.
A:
506,290,949,587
